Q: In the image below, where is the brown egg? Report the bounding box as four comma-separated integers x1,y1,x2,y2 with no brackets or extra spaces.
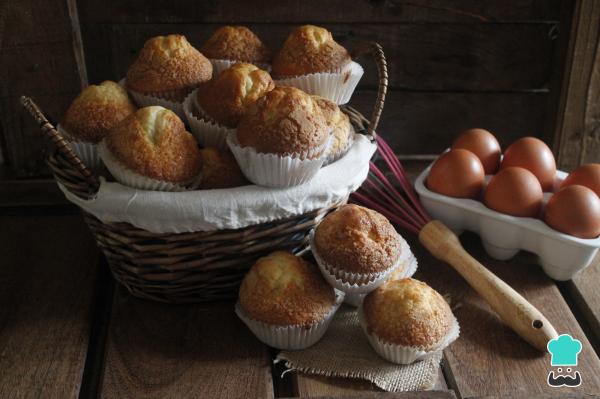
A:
484,167,543,217
426,149,485,198
544,185,600,239
500,137,556,191
561,163,600,198
452,128,501,174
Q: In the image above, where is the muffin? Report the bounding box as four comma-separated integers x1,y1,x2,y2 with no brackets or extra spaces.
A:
98,106,202,191
62,81,136,143
184,63,274,149
313,96,354,163
60,81,137,169
126,34,212,115
360,278,459,364
311,204,404,293
227,86,331,187
272,25,364,104
236,251,342,349
198,147,249,189
272,25,350,77
202,26,271,74
197,63,275,127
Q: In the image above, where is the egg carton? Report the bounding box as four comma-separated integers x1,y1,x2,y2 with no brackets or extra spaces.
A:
415,165,600,281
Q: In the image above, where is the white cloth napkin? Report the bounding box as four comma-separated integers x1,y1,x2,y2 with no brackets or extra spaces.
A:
60,135,376,233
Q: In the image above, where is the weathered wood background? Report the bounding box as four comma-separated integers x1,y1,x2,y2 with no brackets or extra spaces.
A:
1,0,599,180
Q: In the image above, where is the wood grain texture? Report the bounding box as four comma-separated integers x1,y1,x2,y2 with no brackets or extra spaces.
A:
411,232,600,397
553,0,600,169
0,212,99,398
0,0,86,177
568,253,600,343
99,292,274,399
353,90,549,155
81,22,557,91
78,0,560,23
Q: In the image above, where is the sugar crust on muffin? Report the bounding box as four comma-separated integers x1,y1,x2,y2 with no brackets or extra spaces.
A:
105,106,201,183
239,251,336,327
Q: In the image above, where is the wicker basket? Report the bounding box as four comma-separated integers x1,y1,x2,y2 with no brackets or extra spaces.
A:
21,42,388,303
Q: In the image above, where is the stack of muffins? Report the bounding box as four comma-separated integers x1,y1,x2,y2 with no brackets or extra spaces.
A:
59,25,363,190
236,204,460,364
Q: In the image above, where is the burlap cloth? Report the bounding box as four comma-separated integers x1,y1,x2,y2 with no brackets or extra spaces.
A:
275,305,442,392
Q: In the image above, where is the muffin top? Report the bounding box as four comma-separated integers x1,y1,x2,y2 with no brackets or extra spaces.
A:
313,96,353,157
196,63,275,128
272,25,351,77
202,26,271,63
239,251,336,326
199,147,249,189
105,106,202,183
314,204,402,274
62,81,136,143
237,86,329,157
126,34,212,95
363,278,454,350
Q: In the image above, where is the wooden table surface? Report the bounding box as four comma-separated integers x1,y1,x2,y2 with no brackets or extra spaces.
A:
2,164,600,399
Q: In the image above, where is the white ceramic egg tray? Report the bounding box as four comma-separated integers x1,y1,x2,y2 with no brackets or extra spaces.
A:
415,164,600,281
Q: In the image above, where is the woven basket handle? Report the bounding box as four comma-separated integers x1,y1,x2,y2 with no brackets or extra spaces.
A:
20,96,100,191
351,41,388,139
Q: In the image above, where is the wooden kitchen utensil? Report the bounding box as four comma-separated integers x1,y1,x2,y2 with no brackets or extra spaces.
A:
353,135,558,352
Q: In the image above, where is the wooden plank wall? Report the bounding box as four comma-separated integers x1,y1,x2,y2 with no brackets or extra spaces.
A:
77,0,563,157
0,0,86,177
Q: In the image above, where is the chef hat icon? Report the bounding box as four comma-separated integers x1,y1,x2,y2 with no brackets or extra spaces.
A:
547,334,582,366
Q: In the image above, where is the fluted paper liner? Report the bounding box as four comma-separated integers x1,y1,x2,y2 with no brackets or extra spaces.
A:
358,305,460,365
209,58,272,75
235,291,344,350
98,140,194,192
227,132,331,188
310,230,409,294
275,61,364,105
183,90,233,149
57,124,102,171
120,78,187,120
344,251,419,307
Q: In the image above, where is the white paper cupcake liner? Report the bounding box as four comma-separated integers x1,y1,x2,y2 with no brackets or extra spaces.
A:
358,305,460,365
226,132,331,188
210,58,272,75
120,78,186,120
98,140,191,192
275,61,364,105
310,230,411,294
183,90,234,149
324,131,355,166
344,251,419,307
57,125,102,171
235,290,344,350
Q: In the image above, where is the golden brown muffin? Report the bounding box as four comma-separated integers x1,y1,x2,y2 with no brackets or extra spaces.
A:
202,26,271,63
199,147,249,189
196,63,275,128
313,96,353,158
239,251,336,327
237,86,328,157
314,204,402,274
105,106,201,183
363,278,454,350
126,34,212,100
62,81,136,143
272,25,351,77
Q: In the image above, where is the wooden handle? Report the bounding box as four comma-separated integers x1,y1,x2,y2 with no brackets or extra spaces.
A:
419,220,558,352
